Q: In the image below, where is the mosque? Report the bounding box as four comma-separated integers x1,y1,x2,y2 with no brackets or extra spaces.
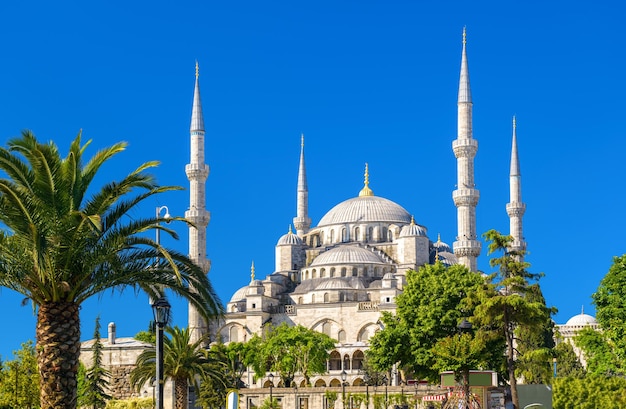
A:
188,29,525,390
80,30,598,408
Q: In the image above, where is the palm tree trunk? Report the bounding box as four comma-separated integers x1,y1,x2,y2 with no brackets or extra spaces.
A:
37,302,81,409
174,377,188,409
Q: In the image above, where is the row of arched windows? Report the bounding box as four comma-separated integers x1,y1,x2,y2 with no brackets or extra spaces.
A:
308,225,402,247
301,265,389,280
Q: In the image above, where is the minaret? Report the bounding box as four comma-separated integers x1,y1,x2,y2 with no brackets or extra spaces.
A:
452,28,481,271
506,116,527,259
293,134,311,237
186,62,211,343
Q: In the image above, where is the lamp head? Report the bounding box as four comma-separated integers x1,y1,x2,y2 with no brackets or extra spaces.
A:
151,297,171,325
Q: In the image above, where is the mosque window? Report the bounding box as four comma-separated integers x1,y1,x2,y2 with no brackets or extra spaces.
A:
338,330,346,342
298,297,303,304
341,267,347,277
355,227,360,241
324,293,329,303
388,229,394,241
252,303,256,309
329,351,341,371
343,354,350,370
341,228,347,242
352,350,364,369
330,267,336,277
352,267,357,277
330,229,335,243
320,268,326,278
312,269,317,279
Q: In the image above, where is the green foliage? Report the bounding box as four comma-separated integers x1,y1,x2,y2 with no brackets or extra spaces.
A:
554,341,585,379
324,390,338,409
248,323,336,386
553,375,626,409
133,322,156,345
574,327,617,375
589,254,626,373
259,397,281,409
0,341,39,409
367,262,493,382
196,342,246,409
104,397,153,409
473,230,553,408
81,316,111,409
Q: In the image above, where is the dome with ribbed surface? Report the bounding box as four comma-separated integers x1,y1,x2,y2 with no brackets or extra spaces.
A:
229,286,249,302
318,196,411,227
565,313,598,326
277,231,303,245
310,246,386,267
399,222,427,237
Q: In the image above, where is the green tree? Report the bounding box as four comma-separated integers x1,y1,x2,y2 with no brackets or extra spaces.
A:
514,285,557,384
0,132,223,409
133,321,156,345
367,262,497,382
553,375,626,409
195,342,247,409
473,230,553,409
130,326,221,409
249,323,336,386
590,254,626,372
0,341,39,409
81,316,111,409
553,341,585,379
573,327,617,375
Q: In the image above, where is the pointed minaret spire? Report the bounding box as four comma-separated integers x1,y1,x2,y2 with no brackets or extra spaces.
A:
506,116,527,260
359,163,374,197
453,28,481,271
293,134,311,237
186,62,211,343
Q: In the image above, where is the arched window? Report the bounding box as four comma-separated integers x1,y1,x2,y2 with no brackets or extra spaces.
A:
352,350,365,370
312,269,317,279
330,267,336,277
341,267,347,277
320,231,325,245
388,229,394,241
330,229,335,243
355,227,360,241
320,268,326,278
368,227,373,242
338,330,346,342
298,297,303,304
329,351,341,371
352,267,358,277
229,326,239,342
324,293,329,303
343,354,350,370
342,228,347,242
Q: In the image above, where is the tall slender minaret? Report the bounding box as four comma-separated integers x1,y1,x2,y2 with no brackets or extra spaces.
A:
186,62,211,343
452,28,481,271
506,116,527,259
292,134,311,237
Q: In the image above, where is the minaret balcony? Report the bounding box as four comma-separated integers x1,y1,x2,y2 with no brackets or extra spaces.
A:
452,189,479,206
452,138,478,158
185,164,209,180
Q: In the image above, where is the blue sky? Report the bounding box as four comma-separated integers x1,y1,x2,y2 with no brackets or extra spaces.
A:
0,1,624,359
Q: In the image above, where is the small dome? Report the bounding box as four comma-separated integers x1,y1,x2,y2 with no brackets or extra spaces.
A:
316,278,352,290
277,229,303,246
399,219,427,237
310,246,386,267
229,286,249,303
318,196,412,227
565,313,598,326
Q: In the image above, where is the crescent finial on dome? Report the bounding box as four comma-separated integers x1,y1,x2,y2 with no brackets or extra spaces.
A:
250,261,255,282
288,224,293,234
410,215,415,225
359,163,374,197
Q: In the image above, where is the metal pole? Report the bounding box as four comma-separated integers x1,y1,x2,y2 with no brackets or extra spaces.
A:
156,321,165,409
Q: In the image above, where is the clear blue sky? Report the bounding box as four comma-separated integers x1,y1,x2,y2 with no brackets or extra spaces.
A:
0,1,624,359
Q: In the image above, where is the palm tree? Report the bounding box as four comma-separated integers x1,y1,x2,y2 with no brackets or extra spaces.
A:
0,131,223,409
130,326,223,409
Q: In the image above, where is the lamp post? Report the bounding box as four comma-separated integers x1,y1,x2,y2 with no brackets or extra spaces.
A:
268,373,274,402
458,318,473,409
341,370,347,409
152,297,171,409
382,375,388,409
155,206,171,246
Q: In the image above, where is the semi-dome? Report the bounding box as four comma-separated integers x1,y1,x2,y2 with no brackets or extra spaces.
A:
317,195,412,227
565,313,598,326
310,246,386,267
399,218,427,237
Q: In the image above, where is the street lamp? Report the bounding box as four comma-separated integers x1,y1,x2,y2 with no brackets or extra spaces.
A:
152,297,171,409
155,205,171,246
458,318,473,409
341,370,347,409
268,373,274,402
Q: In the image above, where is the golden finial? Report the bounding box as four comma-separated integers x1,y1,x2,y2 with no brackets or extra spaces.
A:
410,216,415,225
434,233,442,263
462,27,467,45
437,233,442,243
288,224,293,234
358,163,374,197
195,61,199,79
250,261,255,282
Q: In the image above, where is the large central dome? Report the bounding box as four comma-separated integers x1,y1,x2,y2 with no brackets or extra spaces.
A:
318,196,412,227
